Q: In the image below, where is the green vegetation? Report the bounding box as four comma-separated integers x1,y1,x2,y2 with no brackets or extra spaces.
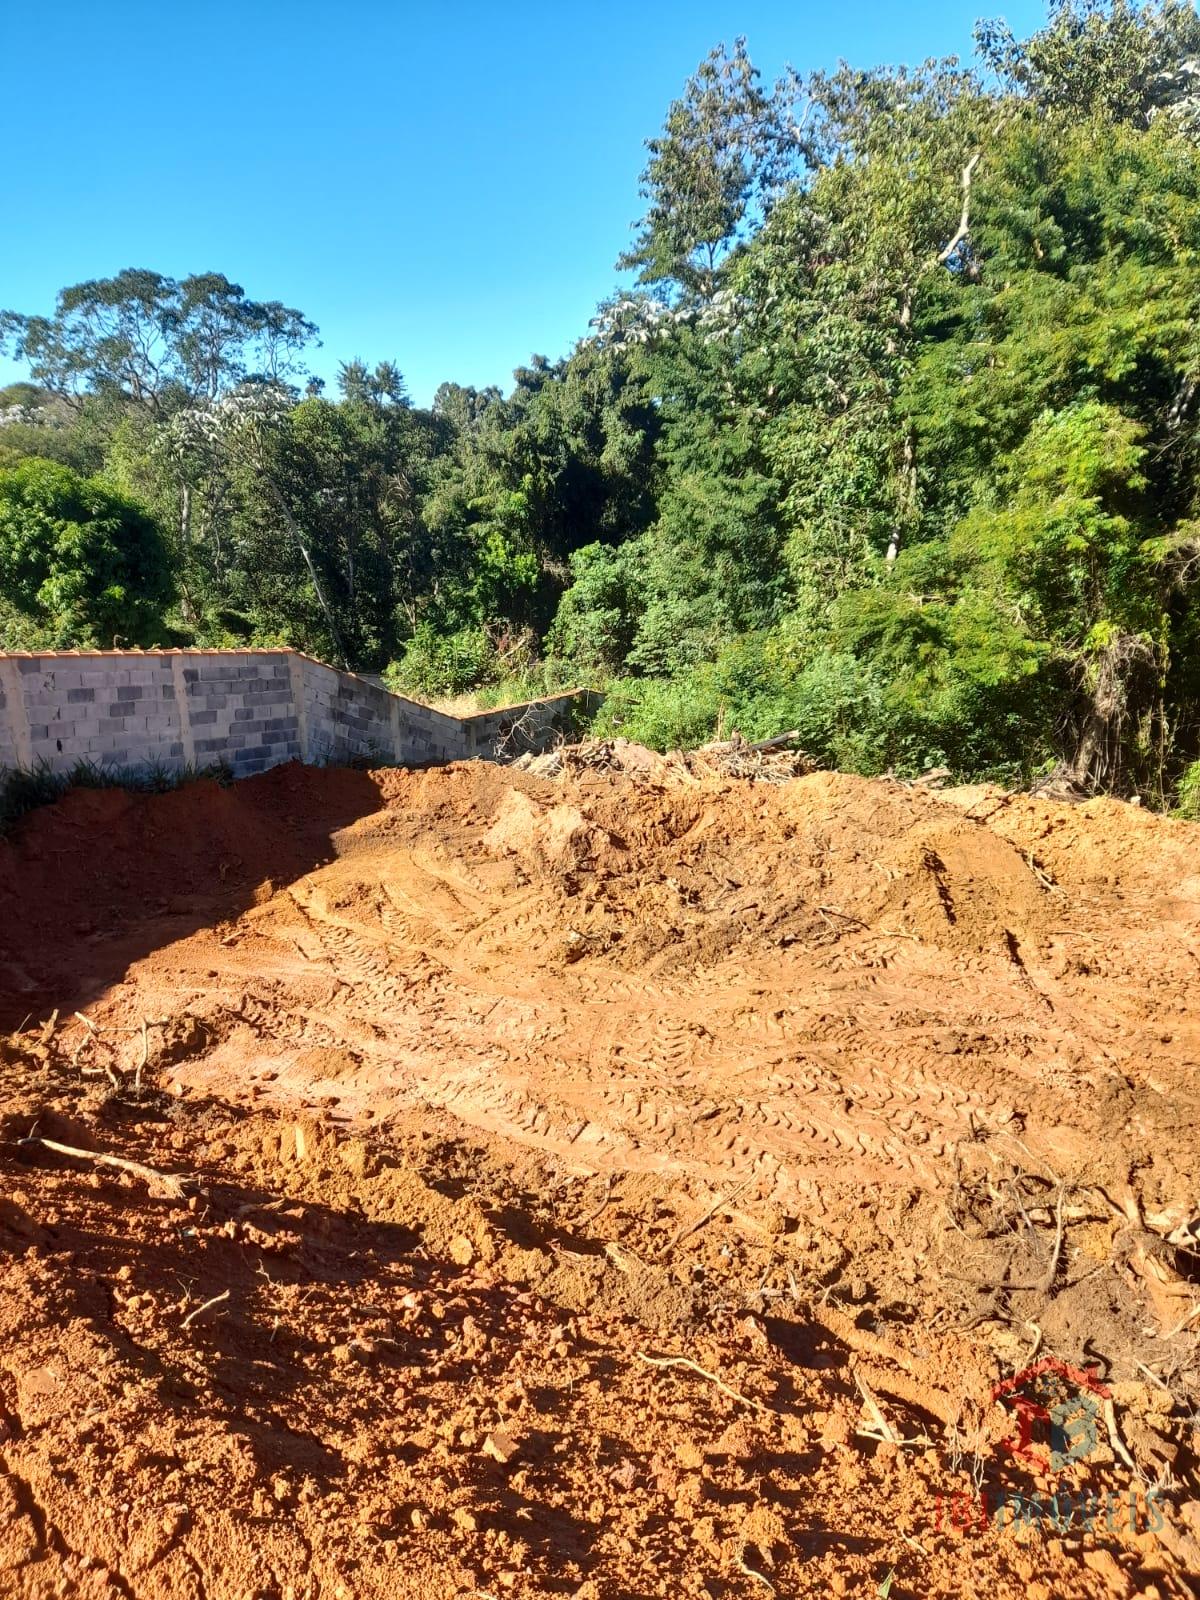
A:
5,2,1200,800
0,459,173,648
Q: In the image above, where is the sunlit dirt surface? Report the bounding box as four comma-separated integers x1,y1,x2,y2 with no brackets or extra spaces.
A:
1,759,1198,1597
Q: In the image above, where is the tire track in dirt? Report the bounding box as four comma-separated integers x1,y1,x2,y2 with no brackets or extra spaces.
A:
154,887,1046,1197
37,761,1200,1217
3,760,1199,1600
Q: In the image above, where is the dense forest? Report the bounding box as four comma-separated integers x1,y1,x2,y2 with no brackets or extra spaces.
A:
5,0,1200,803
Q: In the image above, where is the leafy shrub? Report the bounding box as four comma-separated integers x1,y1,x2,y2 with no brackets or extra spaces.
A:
384,625,501,698
591,672,723,749
0,458,173,647
1176,760,1200,819
546,543,640,673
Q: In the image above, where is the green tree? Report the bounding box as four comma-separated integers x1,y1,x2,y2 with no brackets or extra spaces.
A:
0,459,173,647
1,269,316,414
619,38,793,303
976,0,1200,131
422,342,659,641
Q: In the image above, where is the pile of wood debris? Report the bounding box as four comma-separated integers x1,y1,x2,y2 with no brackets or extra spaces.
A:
510,731,816,784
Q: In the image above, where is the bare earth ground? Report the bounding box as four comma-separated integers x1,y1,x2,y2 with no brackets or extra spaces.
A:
1,754,1199,1598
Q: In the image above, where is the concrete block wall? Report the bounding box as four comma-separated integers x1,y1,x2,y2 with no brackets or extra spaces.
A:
181,652,300,775
7,653,184,777
294,656,464,768
462,690,603,758
0,649,594,779
0,662,22,772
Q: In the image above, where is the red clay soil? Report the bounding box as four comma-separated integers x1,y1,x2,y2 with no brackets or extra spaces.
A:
0,756,1199,1599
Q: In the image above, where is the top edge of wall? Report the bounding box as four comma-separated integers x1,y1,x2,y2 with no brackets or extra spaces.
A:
457,688,596,720
0,648,294,659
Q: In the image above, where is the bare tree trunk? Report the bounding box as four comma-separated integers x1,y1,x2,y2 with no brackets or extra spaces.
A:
1068,714,1108,792
937,151,982,266
177,482,196,624
261,476,349,670
887,425,917,565
1067,633,1155,792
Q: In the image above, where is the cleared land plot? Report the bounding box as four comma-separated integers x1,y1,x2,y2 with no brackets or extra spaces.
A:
0,758,1198,1597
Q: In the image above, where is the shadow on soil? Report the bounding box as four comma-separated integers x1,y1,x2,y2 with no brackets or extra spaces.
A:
0,762,389,1031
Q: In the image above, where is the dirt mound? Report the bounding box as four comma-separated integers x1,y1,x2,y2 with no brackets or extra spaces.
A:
941,783,1200,893
0,762,385,1028
483,787,618,872
867,819,1049,951
1,759,1199,1596
514,733,816,785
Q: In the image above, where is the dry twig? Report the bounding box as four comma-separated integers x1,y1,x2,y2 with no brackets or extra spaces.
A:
181,1289,231,1329
135,1020,149,1096
817,906,919,941
736,1544,776,1593
852,1360,902,1445
1160,1300,1200,1339
1103,1398,1138,1474
659,1176,753,1258
1025,852,1058,892
1135,1362,1174,1396
635,1351,767,1412
576,1173,616,1228
69,1010,121,1088
20,1135,188,1200
1040,1184,1067,1294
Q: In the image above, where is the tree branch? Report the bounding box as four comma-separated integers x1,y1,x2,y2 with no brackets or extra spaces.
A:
937,151,982,266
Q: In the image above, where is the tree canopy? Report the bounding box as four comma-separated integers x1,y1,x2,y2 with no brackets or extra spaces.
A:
5,1,1200,803
0,459,173,648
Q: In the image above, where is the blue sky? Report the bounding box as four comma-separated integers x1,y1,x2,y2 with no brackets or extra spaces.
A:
4,0,1045,406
